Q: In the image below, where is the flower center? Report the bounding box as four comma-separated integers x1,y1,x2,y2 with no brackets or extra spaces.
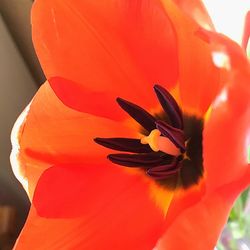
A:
94,85,203,188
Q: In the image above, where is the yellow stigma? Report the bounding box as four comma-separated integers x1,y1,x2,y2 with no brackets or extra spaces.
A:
141,129,161,152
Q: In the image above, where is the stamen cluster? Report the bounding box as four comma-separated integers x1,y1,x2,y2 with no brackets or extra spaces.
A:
95,85,186,180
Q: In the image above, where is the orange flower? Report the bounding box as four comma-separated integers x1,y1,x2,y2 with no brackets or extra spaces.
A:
11,0,250,249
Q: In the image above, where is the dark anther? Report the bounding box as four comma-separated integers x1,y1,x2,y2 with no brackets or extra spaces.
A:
155,120,186,153
107,152,173,168
147,159,182,180
94,85,191,182
94,138,152,153
116,97,156,132
154,85,183,129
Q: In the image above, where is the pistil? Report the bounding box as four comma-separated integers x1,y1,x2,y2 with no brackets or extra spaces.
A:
140,129,182,156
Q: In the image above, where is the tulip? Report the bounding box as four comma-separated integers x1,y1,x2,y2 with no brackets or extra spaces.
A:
11,1,250,249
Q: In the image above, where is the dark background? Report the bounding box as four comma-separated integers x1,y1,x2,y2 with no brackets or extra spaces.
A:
0,0,45,248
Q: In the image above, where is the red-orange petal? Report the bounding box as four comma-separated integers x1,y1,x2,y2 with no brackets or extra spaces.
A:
13,81,138,199
156,34,250,249
204,68,250,191
157,173,250,250
242,10,250,51
161,0,245,117
171,0,215,30
14,163,169,250
31,0,179,117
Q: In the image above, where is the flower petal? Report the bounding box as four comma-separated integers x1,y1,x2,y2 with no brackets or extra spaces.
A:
14,163,172,250
161,0,229,116
32,0,179,117
48,77,126,121
242,11,250,51
15,82,137,199
172,0,215,30
157,174,250,250
204,69,250,191
156,36,250,249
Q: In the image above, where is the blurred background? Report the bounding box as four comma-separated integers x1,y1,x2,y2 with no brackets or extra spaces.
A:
0,0,44,248
0,0,249,249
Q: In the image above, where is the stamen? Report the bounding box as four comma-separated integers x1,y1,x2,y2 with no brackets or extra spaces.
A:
94,137,152,153
107,152,173,168
147,157,179,173
154,85,183,129
116,98,156,132
147,168,180,180
156,120,186,152
94,85,193,182
147,157,181,180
